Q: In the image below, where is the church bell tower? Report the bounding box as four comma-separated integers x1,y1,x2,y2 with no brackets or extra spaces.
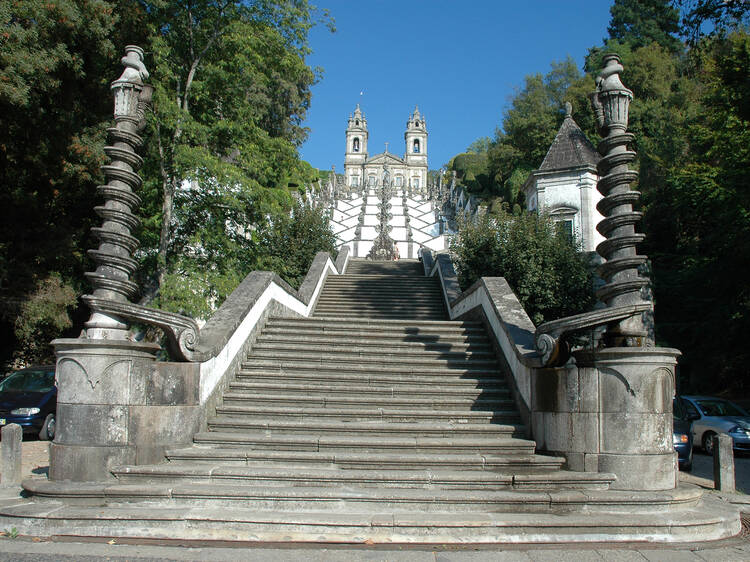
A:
344,104,368,188
404,106,428,189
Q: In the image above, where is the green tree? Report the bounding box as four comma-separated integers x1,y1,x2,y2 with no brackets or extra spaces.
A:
677,0,749,44
484,57,588,207
450,209,595,326
466,137,492,154
607,0,682,52
0,0,147,363
138,0,323,295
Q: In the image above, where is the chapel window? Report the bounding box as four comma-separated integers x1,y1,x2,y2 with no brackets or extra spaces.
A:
351,176,359,187
413,139,420,153
395,176,403,187
353,138,360,152
413,178,420,189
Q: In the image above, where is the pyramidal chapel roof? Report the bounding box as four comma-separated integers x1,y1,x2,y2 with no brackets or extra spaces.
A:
539,105,600,171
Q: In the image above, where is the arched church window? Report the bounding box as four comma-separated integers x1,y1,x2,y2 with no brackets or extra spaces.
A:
353,138,360,152
355,119,359,126
413,139,420,153
415,120,420,127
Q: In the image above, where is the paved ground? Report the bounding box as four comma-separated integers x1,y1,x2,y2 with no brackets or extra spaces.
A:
2,440,750,560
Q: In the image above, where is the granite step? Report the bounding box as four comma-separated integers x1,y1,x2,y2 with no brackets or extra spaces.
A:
110,464,613,491
163,447,561,472
213,404,521,424
191,432,536,455
247,347,496,362
265,317,483,331
220,392,513,411
25,481,663,513
241,356,499,371
234,370,507,387
2,487,731,544
238,363,501,378
205,417,523,438
225,381,510,399
254,335,492,352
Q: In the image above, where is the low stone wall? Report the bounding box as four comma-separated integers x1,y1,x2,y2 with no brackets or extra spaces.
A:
424,249,678,491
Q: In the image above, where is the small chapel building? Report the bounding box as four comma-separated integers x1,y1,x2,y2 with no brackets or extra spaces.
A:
522,103,604,253
343,104,428,190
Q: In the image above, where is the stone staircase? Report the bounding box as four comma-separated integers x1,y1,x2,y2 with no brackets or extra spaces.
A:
11,258,728,542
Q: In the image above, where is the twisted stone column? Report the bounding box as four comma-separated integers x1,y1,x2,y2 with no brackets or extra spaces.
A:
591,54,650,346
83,46,151,340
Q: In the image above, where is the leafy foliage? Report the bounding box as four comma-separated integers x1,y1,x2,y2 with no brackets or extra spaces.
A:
485,57,589,208
13,274,77,365
0,0,333,362
450,210,595,326
608,0,682,53
454,1,750,393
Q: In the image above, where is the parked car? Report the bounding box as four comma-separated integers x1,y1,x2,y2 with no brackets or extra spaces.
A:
0,365,56,440
673,397,694,471
678,395,750,455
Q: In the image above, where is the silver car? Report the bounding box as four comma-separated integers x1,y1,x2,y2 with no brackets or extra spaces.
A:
678,395,750,455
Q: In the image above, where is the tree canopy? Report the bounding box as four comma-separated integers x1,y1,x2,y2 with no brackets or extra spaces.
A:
454,1,750,394
0,0,334,365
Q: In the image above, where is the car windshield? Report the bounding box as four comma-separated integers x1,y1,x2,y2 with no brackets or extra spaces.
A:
695,399,748,417
0,369,55,393
673,397,687,419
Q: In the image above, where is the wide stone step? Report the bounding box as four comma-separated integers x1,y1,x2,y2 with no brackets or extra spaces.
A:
318,283,442,290
26,481,680,514
242,356,498,371
111,464,613,491
206,417,523,438
3,487,732,544
226,381,509,399
220,392,513,411
239,363,500,378
247,347,496,362
313,311,448,320
191,432,535,455
313,305,445,314
316,291,443,299
261,326,488,344
325,274,433,280
267,317,482,331
255,334,492,352
235,370,507,387
164,447,562,472
214,404,520,424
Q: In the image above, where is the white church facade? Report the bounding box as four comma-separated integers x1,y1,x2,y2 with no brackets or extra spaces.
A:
343,105,428,192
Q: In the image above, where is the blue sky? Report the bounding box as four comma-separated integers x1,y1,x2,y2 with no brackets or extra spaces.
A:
299,1,615,172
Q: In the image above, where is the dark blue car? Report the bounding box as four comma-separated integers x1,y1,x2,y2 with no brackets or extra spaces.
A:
0,366,56,440
673,396,694,471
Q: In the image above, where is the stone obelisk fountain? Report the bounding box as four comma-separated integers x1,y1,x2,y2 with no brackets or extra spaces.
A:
533,54,680,490
51,46,202,481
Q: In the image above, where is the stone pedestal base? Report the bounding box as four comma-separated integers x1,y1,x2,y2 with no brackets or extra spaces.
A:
574,347,680,491
532,346,680,491
51,338,201,482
